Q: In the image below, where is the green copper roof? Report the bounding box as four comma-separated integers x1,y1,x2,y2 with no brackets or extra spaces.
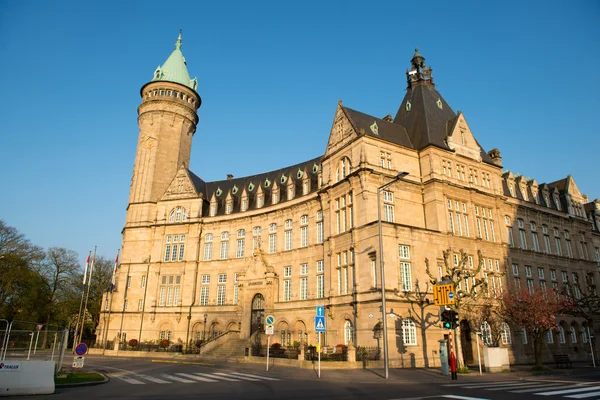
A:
151,31,198,91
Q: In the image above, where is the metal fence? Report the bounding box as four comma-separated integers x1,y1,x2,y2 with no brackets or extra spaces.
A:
0,319,69,373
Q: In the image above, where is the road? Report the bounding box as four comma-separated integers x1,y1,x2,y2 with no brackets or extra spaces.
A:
28,356,600,400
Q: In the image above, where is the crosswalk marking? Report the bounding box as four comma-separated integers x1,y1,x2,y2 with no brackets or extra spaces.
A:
215,372,260,381
439,395,489,400
230,372,280,381
485,382,559,391
113,375,145,384
566,391,600,399
443,381,521,388
175,372,218,382
196,373,241,381
508,383,569,393
137,374,171,384
536,385,600,396
160,373,195,383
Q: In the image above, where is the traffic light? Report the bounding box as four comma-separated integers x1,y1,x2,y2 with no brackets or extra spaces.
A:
451,311,459,329
441,309,452,329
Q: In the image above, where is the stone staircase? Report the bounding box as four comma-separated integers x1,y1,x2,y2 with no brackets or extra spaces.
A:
202,338,247,359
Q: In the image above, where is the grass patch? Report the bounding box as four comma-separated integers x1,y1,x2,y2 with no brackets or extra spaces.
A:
457,366,471,374
55,372,105,384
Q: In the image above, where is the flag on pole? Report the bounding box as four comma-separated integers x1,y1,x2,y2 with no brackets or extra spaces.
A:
82,252,91,285
88,250,96,287
110,250,120,292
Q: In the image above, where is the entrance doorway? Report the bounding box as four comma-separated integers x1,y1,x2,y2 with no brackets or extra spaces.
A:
460,320,473,365
250,293,265,336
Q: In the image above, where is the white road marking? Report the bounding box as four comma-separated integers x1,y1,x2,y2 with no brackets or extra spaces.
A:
536,386,600,396
175,372,218,382
215,372,259,381
440,395,490,400
112,375,145,384
196,373,241,381
509,383,570,393
229,371,280,381
160,373,195,383
137,374,171,384
443,381,521,388
485,382,558,391
565,391,600,399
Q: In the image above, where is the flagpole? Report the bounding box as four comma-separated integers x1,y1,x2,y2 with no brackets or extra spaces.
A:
73,251,91,352
102,250,119,350
79,246,96,345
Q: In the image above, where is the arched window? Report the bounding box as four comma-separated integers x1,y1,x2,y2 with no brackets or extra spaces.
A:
344,320,353,345
569,325,577,344
500,323,512,345
401,319,417,346
557,325,566,344
336,157,351,182
169,206,187,222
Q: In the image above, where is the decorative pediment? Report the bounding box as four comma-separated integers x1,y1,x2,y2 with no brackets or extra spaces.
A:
446,112,482,162
324,103,359,157
163,167,199,199
239,249,276,283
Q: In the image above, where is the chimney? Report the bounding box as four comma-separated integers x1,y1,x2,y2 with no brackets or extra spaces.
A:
487,148,502,167
227,174,234,180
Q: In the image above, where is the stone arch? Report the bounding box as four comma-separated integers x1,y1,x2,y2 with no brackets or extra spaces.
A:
277,320,290,346
293,319,308,344
569,321,580,345
226,320,240,331
209,320,224,339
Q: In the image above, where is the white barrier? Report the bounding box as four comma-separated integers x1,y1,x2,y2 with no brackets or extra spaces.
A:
0,360,55,396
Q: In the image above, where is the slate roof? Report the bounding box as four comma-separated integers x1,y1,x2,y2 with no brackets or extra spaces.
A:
342,106,413,149
190,157,322,217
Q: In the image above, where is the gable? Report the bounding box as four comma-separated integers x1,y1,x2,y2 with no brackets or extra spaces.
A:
324,103,360,158
446,112,483,162
163,167,201,200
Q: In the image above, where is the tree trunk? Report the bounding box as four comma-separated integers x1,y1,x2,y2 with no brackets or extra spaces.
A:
533,336,543,367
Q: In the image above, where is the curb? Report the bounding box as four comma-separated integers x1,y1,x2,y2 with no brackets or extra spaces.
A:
55,372,109,388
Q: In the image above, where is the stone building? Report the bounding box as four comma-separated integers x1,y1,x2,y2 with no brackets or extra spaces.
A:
96,34,600,366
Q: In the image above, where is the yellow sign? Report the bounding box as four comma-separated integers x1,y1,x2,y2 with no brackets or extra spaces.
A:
316,344,320,353
433,283,455,306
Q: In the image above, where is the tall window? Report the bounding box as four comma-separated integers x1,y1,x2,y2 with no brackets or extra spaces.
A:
316,260,324,298
164,234,185,262
557,326,566,344
300,215,309,247
517,219,527,249
233,273,239,305
316,210,324,243
252,226,262,253
554,228,563,256
283,279,291,301
344,320,354,345
448,200,469,236
481,322,492,346
500,323,512,345
542,225,551,253
236,229,245,258
336,193,352,232
284,219,293,251
383,190,394,223
158,275,181,306
200,282,209,306
300,277,308,300
564,230,573,258
401,319,417,346
269,223,277,253
506,216,514,247
380,152,392,169
530,222,539,252
400,262,412,292
217,284,226,305
220,231,229,260
203,233,213,261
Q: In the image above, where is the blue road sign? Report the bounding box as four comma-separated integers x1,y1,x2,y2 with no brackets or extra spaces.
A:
75,343,88,356
316,306,324,317
448,292,454,300
315,316,326,332
266,315,275,326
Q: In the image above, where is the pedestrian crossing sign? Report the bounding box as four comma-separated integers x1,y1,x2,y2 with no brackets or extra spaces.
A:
315,316,326,332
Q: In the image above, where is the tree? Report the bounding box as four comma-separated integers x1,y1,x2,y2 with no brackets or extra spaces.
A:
499,287,571,367
425,248,497,365
84,256,113,340
463,298,505,347
560,272,600,330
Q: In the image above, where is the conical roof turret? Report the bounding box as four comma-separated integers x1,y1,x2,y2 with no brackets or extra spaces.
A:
151,31,198,91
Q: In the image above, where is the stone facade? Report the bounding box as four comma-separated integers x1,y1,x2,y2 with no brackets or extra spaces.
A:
96,42,600,368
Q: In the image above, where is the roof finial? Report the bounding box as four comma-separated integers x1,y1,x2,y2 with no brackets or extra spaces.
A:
175,30,182,50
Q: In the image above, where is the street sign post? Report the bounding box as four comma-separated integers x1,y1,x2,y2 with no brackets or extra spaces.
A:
315,316,326,332
75,343,88,356
315,306,326,378
433,283,455,306
265,315,275,372
72,356,85,369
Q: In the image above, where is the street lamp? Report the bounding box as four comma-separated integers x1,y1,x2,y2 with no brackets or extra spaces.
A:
203,313,208,341
377,171,409,379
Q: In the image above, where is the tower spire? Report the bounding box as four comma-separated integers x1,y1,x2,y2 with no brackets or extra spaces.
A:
175,29,182,50
406,47,434,88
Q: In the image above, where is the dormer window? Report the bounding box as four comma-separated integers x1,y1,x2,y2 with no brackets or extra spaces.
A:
287,185,295,200
522,187,528,201
554,194,561,211
509,184,515,197
544,194,550,207
302,180,309,195
226,201,233,215
257,194,264,208
241,198,248,212
532,191,539,204
272,189,279,205
210,203,217,217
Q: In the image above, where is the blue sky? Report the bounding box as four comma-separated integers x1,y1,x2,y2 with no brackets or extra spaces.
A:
1,0,598,263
